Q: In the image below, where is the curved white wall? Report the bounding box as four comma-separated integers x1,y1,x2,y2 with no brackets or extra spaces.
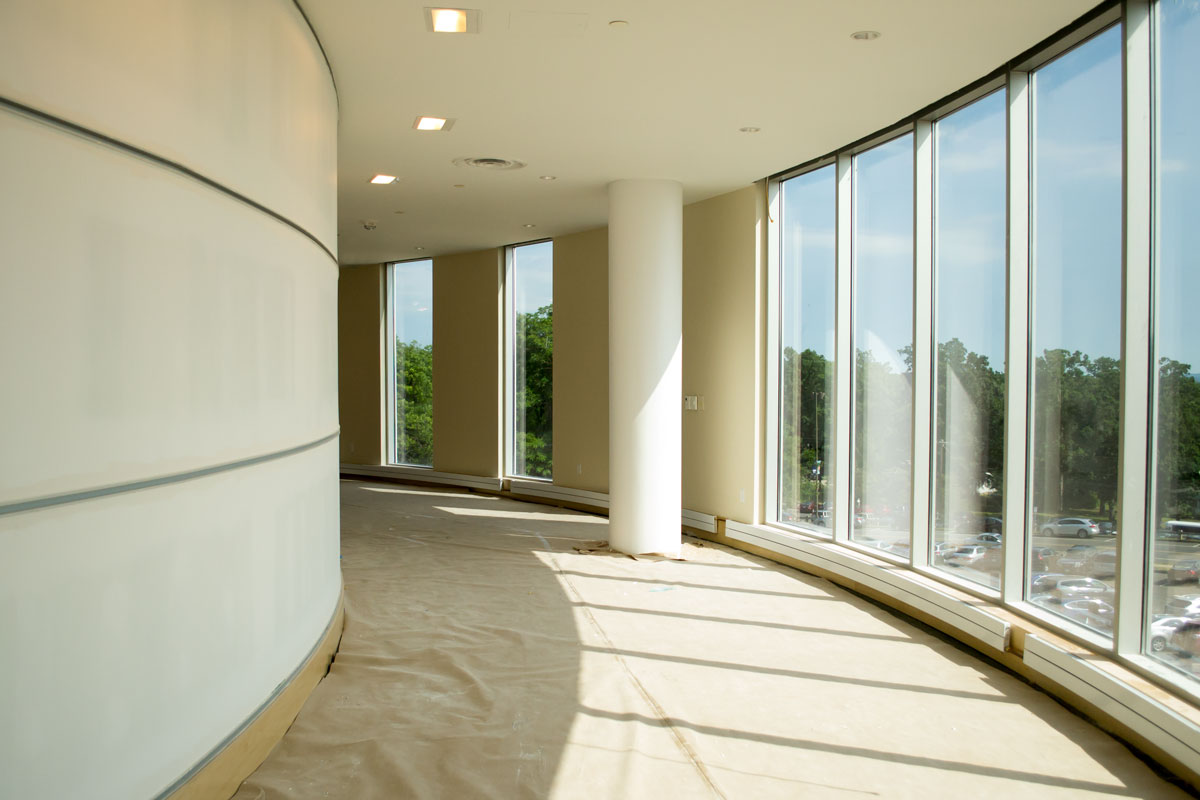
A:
0,2,340,798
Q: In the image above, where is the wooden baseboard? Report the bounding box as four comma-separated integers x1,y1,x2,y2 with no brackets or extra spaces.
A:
167,591,345,800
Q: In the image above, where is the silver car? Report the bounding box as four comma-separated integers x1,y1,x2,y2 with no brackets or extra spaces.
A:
1040,517,1101,539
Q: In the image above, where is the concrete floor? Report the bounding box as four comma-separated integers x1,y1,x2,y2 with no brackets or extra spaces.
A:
235,480,1192,799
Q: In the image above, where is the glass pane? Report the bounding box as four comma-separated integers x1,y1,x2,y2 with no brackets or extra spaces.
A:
1148,1,1200,677
390,260,434,466
1027,26,1121,636
511,241,553,478
779,166,836,529
931,92,1007,589
852,134,914,554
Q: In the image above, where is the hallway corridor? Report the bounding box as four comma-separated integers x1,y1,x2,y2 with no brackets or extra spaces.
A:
235,480,1189,799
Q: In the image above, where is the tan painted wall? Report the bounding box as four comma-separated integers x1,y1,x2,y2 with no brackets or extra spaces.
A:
338,264,384,465
551,227,610,492
682,185,762,523
433,248,502,476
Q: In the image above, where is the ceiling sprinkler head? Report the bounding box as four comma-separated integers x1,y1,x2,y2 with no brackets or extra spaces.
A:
363,220,377,231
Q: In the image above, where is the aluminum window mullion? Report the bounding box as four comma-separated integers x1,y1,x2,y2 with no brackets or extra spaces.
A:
1115,0,1152,656
503,246,517,477
911,120,934,569
1002,70,1031,604
384,264,398,465
833,153,854,544
765,180,782,523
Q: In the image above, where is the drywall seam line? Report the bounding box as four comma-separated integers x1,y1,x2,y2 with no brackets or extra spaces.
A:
0,95,338,266
0,430,340,518
151,587,343,800
291,0,340,114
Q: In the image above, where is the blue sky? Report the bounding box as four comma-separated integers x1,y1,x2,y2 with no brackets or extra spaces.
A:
511,240,553,316
392,259,433,347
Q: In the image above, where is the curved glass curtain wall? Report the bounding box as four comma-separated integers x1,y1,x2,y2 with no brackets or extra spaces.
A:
772,1,1200,694
1027,25,1123,637
851,135,915,551
1148,1,1200,675
778,166,836,529
931,91,1007,589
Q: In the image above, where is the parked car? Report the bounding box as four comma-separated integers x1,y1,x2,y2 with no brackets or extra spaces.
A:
1030,546,1057,572
1058,544,1097,573
1091,551,1117,579
975,532,1002,545
1168,619,1200,657
932,541,957,562
1052,577,1112,603
1168,559,1200,584
945,545,991,568
1030,573,1074,596
1040,517,1101,539
1099,521,1117,536
1165,594,1200,616
1062,598,1114,631
1150,616,1191,652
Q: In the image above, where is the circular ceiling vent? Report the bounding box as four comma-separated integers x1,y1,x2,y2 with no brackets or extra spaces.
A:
453,156,527,171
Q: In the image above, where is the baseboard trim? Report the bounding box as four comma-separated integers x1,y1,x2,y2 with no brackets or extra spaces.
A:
340,463,503,492
163,588,345,800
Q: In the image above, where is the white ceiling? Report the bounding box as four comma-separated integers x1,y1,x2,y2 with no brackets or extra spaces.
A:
302,0,1098,265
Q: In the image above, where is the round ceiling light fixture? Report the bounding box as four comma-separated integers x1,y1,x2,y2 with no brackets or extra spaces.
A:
539,175,557,181
414,246,426,251
609,19,629,28
453,156,527,171
739,126,761,133
850,30,881,41
522,223,536,229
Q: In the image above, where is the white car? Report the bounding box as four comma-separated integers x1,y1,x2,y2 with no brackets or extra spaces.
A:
1150,616,1191,653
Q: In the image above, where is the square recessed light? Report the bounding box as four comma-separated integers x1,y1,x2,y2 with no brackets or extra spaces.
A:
425,7,480,34
413,116,455,131
370,174,398,185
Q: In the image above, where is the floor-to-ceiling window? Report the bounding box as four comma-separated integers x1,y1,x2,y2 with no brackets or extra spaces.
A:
851,133,914,550
778,165,836,529
931,91,1008,589
507,240,553,479
1026,24,1122,636
387,259,434,467
1147,0,1200,672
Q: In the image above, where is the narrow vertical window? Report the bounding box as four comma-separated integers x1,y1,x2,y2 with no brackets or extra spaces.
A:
1148,0,1200,670
1027,26,1122,635
778,166,837,529
931,92,1007,588
508,241,553,478
387,259,434,467
851,134,914,550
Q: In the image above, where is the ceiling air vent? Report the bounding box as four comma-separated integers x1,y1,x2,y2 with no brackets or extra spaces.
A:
453,156,526,170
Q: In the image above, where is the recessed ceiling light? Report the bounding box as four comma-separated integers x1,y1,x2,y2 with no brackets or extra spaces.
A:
394,210,405,215
370,174,398,184
414,246,426,251
850,30,880,41
739,127,761,133
453,184,466,188
608,19,629,28
414,116,455,131
539,175,557,181
522,224,536,228
425,8,480,34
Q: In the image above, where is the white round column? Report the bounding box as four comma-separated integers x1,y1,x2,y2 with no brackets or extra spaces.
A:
608,179,683,556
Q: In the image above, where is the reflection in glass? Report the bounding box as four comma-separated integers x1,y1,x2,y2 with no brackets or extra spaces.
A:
510,241,554,478
851,134,913,552
779,167,836,529
1027,26,1121,636
931,92,1007,589
1148,1,1200,678
390,260,434,466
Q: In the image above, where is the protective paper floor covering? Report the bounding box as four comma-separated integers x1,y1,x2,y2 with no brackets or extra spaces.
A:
234,480,1190,799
